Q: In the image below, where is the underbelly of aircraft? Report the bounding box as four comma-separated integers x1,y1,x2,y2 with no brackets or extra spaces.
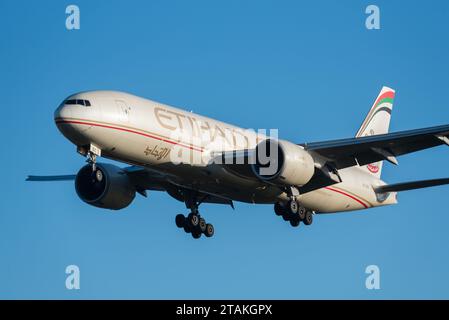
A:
90,124,383,213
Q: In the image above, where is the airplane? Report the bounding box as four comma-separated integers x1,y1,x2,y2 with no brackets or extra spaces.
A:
27,86,449,239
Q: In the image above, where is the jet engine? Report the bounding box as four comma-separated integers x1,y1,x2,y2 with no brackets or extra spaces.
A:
75,163,136,210
251,139,315,186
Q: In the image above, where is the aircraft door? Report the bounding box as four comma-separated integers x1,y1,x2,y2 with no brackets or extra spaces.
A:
115,100,131,122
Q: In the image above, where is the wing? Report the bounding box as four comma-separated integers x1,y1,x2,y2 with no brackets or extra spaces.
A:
123,166,234,206
26,165,234,207
303,124,449,169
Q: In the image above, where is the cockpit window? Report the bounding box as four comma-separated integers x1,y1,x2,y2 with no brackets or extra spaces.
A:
64,99,91,106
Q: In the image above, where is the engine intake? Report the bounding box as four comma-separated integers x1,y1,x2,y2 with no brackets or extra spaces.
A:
75,163,136,210
251,139,315,186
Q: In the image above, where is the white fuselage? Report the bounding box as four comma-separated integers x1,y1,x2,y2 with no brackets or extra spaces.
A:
54,91,398,213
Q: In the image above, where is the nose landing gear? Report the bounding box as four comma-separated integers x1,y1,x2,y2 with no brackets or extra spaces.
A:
79,144,102,172
87,151,97,172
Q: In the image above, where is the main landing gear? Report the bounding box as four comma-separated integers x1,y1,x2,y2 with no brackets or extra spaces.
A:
175,194,215,239
175,213,214,239
274,200,314,228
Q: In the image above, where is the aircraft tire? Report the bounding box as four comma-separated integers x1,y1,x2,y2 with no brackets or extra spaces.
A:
199,218,207,233
204,224,214,238
274,202,285,216
290,218,300,227
188,213,200,229
304,211,313,225
175,214,186,228
298,207,307,221
287,200,298,215
192,231,202,239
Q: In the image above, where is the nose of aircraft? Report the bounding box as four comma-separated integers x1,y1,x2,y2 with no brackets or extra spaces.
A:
54,97,94,146
54,102,72,121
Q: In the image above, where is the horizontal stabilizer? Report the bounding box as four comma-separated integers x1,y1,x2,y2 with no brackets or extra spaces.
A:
304,124,449,170
26,175,76,181
374,178,449,193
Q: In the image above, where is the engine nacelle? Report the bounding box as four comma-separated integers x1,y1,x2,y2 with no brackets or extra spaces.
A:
75,163,136,210
251,139,315,186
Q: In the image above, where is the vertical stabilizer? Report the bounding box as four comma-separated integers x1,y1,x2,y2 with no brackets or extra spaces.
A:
356,86,395,178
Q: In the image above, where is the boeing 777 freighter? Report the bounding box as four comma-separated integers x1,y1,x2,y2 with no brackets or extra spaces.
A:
27,87,449,239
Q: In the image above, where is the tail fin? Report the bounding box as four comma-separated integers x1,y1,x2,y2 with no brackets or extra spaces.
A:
356,86,395,178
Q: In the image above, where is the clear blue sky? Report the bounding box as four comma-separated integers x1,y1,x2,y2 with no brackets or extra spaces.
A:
1,0,449,299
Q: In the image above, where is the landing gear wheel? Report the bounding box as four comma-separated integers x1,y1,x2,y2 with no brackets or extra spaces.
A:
188,213,200,228
304,211,313,225
183,225,191,233
274,202,285,216
192,231,201,239
199,218,207,233
290,218,300,227
282,213,291,221
298,207,307,221
175,214,185,228
205,224,214,238
288,200,298,214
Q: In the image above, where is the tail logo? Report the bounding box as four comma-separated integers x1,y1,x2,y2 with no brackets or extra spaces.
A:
367,163,379,173
356,88,395,138
365,130,379,173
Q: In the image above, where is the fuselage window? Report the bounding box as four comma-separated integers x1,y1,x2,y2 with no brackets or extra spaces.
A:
85,100,91,106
